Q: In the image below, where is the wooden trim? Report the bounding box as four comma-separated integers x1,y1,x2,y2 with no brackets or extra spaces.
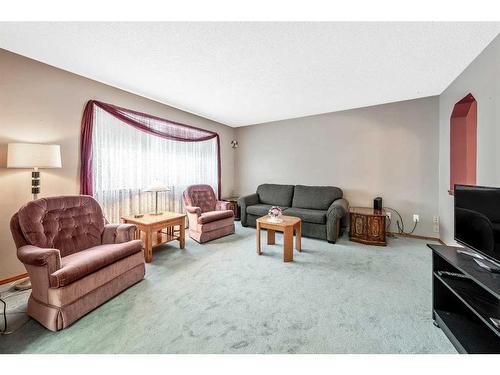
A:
388,232,444,244
0,272,28,286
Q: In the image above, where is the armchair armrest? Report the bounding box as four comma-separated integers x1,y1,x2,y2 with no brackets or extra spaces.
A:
17,245,61,271
185,205,202,215
326,198,349,242
238,193,260,226
216,200,231,211
102,224,137,244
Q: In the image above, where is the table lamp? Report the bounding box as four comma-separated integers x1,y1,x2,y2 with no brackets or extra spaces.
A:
7,143,62,200
144,181,170,215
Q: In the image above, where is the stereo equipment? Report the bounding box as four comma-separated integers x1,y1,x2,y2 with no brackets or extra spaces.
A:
373,197,382,210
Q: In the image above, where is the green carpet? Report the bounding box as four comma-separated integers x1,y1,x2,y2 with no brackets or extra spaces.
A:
0,223,455,353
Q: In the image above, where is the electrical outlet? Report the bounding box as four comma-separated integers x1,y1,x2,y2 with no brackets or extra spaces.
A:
386,212,392,220
433,216,439,224
433,224,440,233
413,214,420,223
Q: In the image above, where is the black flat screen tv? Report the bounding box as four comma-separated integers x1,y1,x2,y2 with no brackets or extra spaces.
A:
454,184,500,264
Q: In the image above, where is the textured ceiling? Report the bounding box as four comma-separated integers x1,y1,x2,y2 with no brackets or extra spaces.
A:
0,22,498,126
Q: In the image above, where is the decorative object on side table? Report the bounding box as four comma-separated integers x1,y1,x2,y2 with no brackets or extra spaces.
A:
7,143,62,291
267,206,283,223
349,207,387,246
144,181,170,215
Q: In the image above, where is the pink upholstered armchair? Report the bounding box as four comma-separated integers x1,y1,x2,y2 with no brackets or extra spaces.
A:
10,195,145,331
183,185,235,243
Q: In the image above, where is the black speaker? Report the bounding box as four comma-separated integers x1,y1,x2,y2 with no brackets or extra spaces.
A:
374,197,382,210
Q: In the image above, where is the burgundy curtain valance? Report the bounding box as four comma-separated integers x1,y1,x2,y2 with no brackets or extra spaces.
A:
80,100,222,197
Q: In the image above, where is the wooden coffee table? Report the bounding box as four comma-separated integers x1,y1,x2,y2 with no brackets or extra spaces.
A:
256,215,301,262
121,212,186,263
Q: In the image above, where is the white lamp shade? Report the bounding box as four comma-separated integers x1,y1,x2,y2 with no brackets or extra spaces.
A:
144,181,170,192
7,143,62,169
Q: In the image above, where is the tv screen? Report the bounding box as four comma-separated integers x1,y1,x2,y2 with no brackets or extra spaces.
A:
454,184,500,263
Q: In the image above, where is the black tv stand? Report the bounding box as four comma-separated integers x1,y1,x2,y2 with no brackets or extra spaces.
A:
428,244,500,353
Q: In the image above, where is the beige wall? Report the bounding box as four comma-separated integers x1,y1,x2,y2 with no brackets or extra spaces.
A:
235,97,440,237
0,49,236,280
438,35,500,244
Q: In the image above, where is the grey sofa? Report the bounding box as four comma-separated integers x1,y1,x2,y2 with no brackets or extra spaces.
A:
238,184,349,243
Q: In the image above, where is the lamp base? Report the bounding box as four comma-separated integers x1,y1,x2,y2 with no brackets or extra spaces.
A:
14,278,32,291
150,212,163,216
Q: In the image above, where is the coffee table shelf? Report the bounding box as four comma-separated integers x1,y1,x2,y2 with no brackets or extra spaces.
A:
122,212,186,263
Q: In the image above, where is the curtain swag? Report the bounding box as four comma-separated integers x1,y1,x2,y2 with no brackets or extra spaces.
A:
80,100,222,198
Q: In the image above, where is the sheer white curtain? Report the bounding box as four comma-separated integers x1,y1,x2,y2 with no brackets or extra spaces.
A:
92,106,218,223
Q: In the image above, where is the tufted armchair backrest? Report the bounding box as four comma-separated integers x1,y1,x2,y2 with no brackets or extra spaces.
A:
15,195,105,257
183,185,217,213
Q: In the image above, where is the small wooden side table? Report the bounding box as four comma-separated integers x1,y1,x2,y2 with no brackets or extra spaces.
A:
121,212,186,263
349,207,387,246
256,215,301,262
223,197,241,220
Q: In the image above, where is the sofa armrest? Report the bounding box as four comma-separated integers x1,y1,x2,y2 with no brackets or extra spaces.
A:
102,224,137,244
17,245,61,270
216,200,231,211
237,193,259,226
185,205,202,215
326,198,349,242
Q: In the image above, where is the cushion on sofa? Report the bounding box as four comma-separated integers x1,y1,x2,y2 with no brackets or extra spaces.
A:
257,184,295,207
292,185,343,210
284,207,327,224
246,204,274,217
49,239,143,287
198,210,234,224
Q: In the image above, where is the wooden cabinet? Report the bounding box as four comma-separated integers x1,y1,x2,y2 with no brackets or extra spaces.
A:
349,207,386,246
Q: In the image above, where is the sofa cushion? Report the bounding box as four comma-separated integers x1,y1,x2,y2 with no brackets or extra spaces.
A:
49,239,143,287
292,185,343,210
246,204,274,217
284,207,327,224
198,210,234,224
257,184,295,207
195,217,235,233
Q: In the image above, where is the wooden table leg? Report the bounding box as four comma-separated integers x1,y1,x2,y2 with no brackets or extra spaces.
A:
256,222,261,255
179,221,185,249
296,221,302,252
283,226,293,262
144,228,153,263
267,229,275,245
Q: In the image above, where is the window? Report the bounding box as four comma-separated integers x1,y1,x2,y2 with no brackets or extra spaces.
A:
81,101,220,222
450,93,477,194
